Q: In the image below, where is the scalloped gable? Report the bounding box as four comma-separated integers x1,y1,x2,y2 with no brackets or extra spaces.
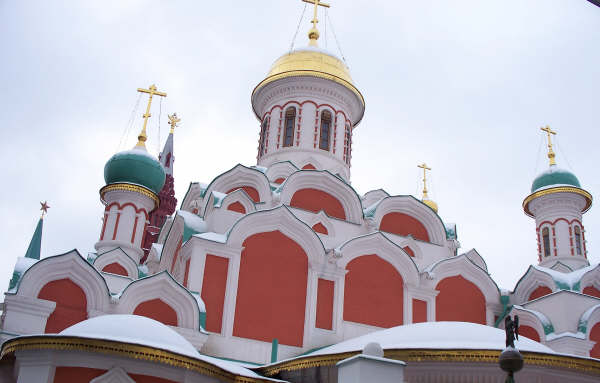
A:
202,164,272,206
93,247,139,278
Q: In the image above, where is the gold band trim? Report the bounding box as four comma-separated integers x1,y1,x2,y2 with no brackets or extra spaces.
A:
1,336,270,383
257,348,600,377
523,186,592,217
100,183,159,208
252,70,366,122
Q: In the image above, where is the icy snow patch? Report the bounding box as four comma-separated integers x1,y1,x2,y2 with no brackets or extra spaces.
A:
532,264,598,289
194,232,228,243
177,210,207,232
14,257,37,273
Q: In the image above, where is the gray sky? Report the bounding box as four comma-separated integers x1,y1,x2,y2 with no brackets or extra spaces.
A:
1,0,599,291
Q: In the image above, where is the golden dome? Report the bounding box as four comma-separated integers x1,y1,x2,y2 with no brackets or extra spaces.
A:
252,48,365,119
423,198,439,213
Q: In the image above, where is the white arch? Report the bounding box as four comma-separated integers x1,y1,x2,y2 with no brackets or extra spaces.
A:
17,249,111,313
580,264,600,293
227,205,326,266
279,170,363,224
362,189,390,208
265,161,299,183
118,272,201,330
337,232,419,286
304,210,336,237
203,164,272,205
158,214,185,271
504,305,549,342
512,266,557,305
462,249,488,272
204,188,256,218
93,247,138,278
372,196,447,245
180,182,205,213
581,304,600,341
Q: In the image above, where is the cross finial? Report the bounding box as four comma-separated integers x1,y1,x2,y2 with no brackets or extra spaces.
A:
40,201,50,219
417,163,432,198
540,125,557,166
168,113,181,134
135,84,167,149
302,0,330,46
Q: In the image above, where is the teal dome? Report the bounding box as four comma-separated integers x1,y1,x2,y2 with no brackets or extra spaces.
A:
531,166,580,193
104,149,166,194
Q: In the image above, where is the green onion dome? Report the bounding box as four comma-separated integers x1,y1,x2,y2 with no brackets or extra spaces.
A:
531,165,581,193
104,148,166,194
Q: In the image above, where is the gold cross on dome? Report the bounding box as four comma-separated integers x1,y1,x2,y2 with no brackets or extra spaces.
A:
302,0,330,45
135,84,167,149
417,163,432,198
168,113,181,134
540,125,557,166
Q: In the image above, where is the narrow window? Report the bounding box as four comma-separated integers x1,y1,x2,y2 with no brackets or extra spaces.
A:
344,124,352,165
575,226,582,255
319,110,332,151
258,117,269,156
542,227,551,257
283,107,296,147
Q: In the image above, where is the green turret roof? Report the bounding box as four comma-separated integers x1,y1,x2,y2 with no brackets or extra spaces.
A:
104,148,166,194
531,165,581,193
24,218,43,260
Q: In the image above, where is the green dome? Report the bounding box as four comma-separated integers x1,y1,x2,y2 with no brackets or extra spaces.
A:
104,149,166,194
531,166,581,193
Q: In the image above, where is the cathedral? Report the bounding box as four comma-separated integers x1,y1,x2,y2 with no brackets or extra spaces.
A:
1,2,599,383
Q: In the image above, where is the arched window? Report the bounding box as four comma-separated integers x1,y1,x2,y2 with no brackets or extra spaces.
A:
283,107,296,147
575,226,583,255
319,110,332,151
259,117,269,156
542,227,551,257
343,123,352,165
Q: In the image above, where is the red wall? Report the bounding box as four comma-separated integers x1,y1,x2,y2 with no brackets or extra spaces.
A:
38,279,88,333
403,246,415,257
583,286,600,298
302,164,316,170
312,222,328,235
274,177,286,184
316,279,334,330
227,186,260,203
380,212,430,242
133,299,178,327
519,325,540,342
412,299,427,323
201,254,229,333
233,231,308,347
290,188,346,220
53,367,177,383
102,262,128,277
227,201,246,214
183,258,191,288
435,276,486,324
528,285,552,301
590,322,600,359
343,255,404,328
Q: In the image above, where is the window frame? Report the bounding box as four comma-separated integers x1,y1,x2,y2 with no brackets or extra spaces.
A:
283,107,296,148
318,110,332,151
542,226,551,257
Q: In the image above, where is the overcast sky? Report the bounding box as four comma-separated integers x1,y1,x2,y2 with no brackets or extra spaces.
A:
1,0,599,291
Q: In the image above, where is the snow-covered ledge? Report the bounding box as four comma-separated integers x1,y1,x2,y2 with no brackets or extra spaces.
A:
337,342,406,383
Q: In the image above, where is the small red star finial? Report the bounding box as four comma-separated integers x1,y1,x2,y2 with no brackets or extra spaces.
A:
40,201,50,218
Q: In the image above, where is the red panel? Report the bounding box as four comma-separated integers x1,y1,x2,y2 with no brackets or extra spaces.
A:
528,285,552,301
583,286,600,298
290,188,346,220
316,279,334,330
227,201,246,214
519,325,540,342
435,276,486,324
403,246,415,257
53,367,105,382
412,299,427,323
302,164,316,170
102,262,128,276
227,186,260,203
183,258,191,288
312,222,328,235
201,254,229,333
274,177,286,184
380,212,430,242
343,255,404,328
170,239,182,274
129,374,178,383
590,322,600,358
233,231,308,347
133,298,178,326
38,279,88,333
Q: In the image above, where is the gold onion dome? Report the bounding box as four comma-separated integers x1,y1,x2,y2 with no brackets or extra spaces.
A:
423,198,439,213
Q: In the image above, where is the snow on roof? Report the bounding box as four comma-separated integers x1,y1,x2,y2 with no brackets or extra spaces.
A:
117,148,159,161
58,315,274,380
251,165,268,174
177,210,208,233
212,191,227,207
532,264,598,290
194,232,228,243
150,243,163,262
14,257,37,274
302,322,554,357
190,291,206,312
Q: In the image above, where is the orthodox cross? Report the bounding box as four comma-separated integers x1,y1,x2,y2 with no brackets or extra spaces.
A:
136,84,167,148
540,125,557,166
168,113,181,134
417,163,432,199
40,201,50,219
302,0,330,44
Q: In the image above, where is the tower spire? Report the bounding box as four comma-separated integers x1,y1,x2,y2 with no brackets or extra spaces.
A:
25,202,48,260
540,125,557,166
135,84,167,149
302,0,330,46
